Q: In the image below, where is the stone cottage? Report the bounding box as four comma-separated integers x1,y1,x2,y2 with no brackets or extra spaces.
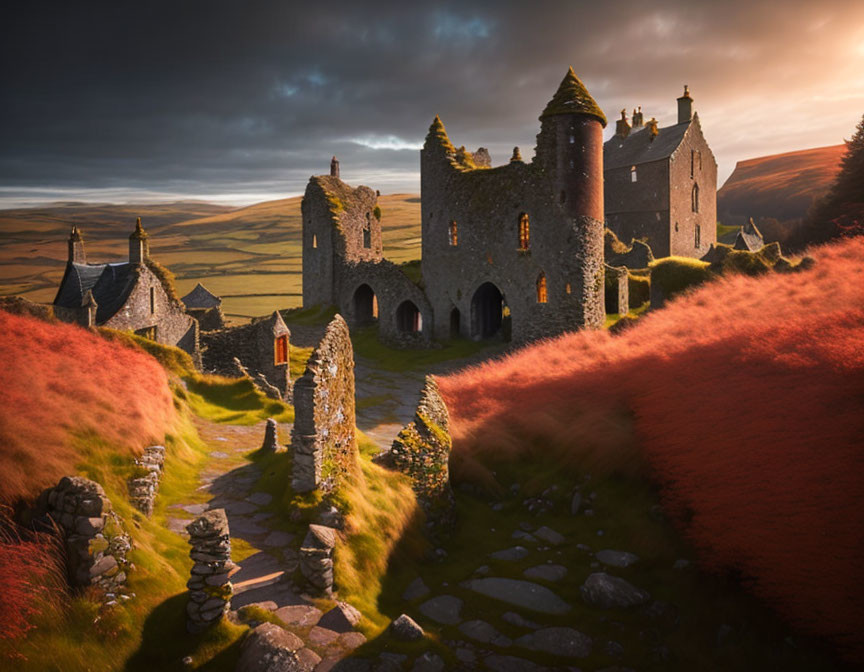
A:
182,282,226,331
53,219,201,365
604,86,718,258
301,67,607,344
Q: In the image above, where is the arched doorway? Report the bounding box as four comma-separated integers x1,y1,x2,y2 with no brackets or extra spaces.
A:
353,284,377,325
471,282,504,339
396,300,422,333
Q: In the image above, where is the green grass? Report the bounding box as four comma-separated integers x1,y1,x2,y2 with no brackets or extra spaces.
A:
717,221,740,239
178,377,294,425
280,304,337,327
604,301,650,329
399,259,423,287
650,256,713,301
351,326,501,372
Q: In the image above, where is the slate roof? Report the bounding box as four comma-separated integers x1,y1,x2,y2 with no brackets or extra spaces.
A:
604,121,691,171
54,262,137,323
182,282,222,309
734,218,764,251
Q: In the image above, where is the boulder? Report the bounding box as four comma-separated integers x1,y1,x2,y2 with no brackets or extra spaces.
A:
463,578,571,614
596,550,639,568
580,572,650,609
317,602,362,633
389,614,424,641
236,623,318,672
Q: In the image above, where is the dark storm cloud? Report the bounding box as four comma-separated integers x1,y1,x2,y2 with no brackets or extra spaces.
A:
1,0,862,205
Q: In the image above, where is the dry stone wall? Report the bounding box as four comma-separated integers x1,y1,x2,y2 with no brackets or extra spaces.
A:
299,524,337,595
35,476,131,591
186,509,235,633
378,377,455,524
127,444,165,516
291,315,357,494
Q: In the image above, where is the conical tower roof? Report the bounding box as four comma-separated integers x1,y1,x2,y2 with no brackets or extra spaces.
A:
541,67,607,127
425,115,455,152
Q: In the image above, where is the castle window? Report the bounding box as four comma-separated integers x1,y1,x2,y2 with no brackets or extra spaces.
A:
691,150,701,177
536,273,548,303
518,213,530,250
565,282,572,294
363,227,371,248
695,224,701,249
149,286,155,314
692,183,699,213
630,166,637,183
448,220,458,246
396,300,422,333
274,335,289,365
312,234,317,249
569,135,575,144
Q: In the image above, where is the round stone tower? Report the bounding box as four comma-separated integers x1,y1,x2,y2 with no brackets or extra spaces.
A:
535,67,607,222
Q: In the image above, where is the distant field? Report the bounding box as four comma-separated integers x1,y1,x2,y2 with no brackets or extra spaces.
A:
0,194,422,323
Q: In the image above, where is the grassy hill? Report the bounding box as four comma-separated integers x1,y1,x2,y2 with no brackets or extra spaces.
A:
0,194,422,323
717,145,844,243
439,236,864,664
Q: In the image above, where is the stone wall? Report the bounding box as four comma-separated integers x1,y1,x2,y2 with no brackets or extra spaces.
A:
605,159,672,258
186,509,235,633
127,445,166,516
291,315,357,493
377,377,455,524
35,476,131,591
187,306,225,332
201,311,291,399
299,524,337,595
604,265,630,316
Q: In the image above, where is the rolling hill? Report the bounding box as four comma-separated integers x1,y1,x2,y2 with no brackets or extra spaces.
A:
0,194,422,322
717,145,844,243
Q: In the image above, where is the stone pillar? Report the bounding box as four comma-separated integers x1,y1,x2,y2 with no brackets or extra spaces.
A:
260,418,283,453
185,509,235,633
127,444,166,516
36,476,131,591
299,524,337,595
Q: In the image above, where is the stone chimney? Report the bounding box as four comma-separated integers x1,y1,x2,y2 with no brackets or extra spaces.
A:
510,146,523,163
646,117,659,141
68,226,85,264
677,85,693,124
129,217,149,265
330,156,340,178
615,109,631,138
632,106,644,128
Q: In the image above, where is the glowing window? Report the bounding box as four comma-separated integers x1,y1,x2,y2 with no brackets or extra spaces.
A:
518,213,530,250
536,273,548,303
312,234,317,249
630,166,637,183
448,220,458,246
565,282,572,294
274,335,289,365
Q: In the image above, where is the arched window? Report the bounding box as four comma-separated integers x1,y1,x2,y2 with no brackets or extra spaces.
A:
274,335,289,365
396,301,422,333
536,272,548,303
692,183,699,213
519,213,530,250
630,166,637,183
448,220,458,246
695,224,702,249
565,282,572,294
149,286,155,314
312,234,317,249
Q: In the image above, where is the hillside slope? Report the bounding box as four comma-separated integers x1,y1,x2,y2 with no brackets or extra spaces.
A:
0,195,421,322
439,237,864,663
717,145,844,237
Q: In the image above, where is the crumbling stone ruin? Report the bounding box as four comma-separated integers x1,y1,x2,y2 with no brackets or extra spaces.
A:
127,444,166,516
34,476,131,591
604,86,718,259
377,377,455,525
52,219,201,366
302,67,608,345
291,315,357,493
734,217,765,251
181,282,226,331
604,265,630,316
260,418,284,453
185,509,235,633
299,523,337,595
201,310,292,400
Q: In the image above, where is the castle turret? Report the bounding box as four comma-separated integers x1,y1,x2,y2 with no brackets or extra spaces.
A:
68,226,85,264
615,109,631,138
330,156,340,178
677,85,693,124
536,66,607,222
129,217,149,265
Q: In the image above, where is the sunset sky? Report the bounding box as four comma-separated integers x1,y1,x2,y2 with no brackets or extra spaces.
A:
1,0,862,207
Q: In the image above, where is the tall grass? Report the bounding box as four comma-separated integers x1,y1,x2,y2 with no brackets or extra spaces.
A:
439,236,864,662
0,311,175,504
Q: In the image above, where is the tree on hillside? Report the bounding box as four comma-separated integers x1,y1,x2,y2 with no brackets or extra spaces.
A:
797,113,864,246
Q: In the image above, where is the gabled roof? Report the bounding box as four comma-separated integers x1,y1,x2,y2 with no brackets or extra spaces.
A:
541,67,607,127
604,120,691,171
734,218,764,251
182,282,222,309
54,262,137,323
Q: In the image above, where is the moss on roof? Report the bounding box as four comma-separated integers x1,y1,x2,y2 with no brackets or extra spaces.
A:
426,115,455,153
541,67,607,127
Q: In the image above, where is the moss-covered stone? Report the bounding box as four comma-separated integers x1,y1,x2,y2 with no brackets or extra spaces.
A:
540,67,607,126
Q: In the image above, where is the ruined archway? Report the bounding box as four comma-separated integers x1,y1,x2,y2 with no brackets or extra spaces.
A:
396,300,422,333
471,282,504,339
450,307,461,338
352,284,377,325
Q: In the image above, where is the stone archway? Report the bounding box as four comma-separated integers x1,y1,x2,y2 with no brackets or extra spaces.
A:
471,282,504,339
396,300,422,333
352,284,377,325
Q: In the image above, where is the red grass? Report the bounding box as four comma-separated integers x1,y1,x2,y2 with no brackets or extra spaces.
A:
0,311,175,504
439,237,864,661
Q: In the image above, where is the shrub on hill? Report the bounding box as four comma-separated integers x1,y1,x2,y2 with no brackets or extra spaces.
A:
439,236,864,662
0,311,175,504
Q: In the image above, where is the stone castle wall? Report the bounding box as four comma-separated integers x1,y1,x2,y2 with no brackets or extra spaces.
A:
605,159,672,257
669,117,717,257
291,315,357,493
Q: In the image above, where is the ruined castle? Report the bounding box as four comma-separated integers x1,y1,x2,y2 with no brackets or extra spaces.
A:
302,68,609,344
